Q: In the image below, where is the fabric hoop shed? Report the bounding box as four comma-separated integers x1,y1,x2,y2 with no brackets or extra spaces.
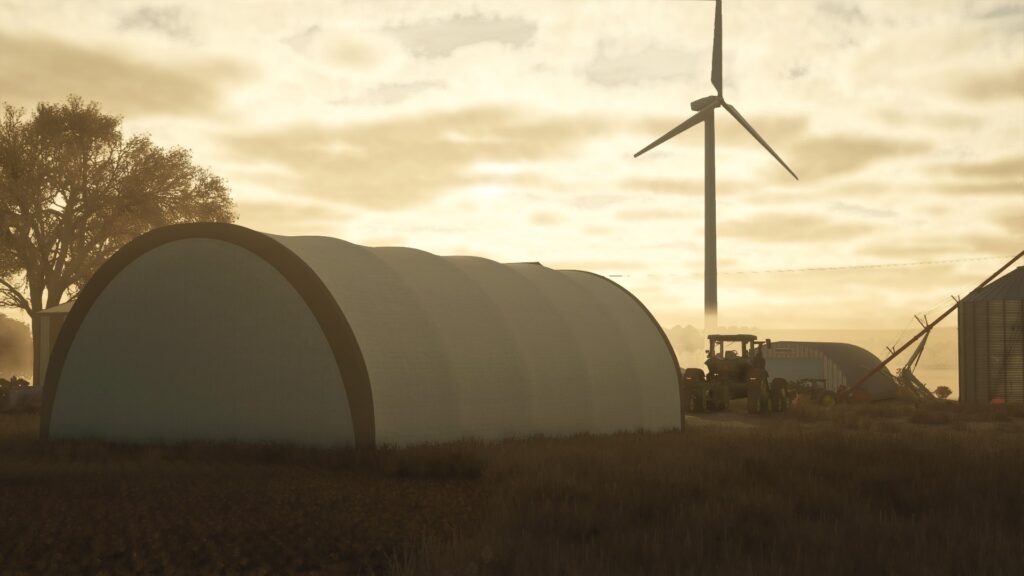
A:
42,223,682,446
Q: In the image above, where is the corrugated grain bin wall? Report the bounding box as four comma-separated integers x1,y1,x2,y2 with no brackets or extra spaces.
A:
958,267,1024,405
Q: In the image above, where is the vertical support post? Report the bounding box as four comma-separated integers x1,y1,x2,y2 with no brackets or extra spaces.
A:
31,313,40,385
704,112,718,333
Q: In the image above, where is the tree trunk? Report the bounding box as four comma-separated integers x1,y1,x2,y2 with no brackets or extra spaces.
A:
45,281,66,309
28,281,43,314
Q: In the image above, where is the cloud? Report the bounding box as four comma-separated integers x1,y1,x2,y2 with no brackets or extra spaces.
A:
220,106,610,210
619,175,758,201
283,25,320,51
877,108,981,131
829,201,897,219
992,206,1024,234
787,135,932,181
118,5,191,40
938,156,1024,181
583,224,614,237
616,209,684,221
932,181,1024,197
947,65,1024,102
586,42,694,86
0,32,248,116
528,211,563,226
963,232,1022,256
786,65,809,80
854,231,1017,261
296,28,397,71
620,177,703,196
722,210,875,244
927,155,1024,197
237,200,352,236
852,238,950,261
314,37,386,70
388,13,537,57
817,2,869,25
333,82,445,105
572,194,632,209
977,3,1024,20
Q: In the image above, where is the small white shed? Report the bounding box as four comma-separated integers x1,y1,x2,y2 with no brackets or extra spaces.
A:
33,300,74,386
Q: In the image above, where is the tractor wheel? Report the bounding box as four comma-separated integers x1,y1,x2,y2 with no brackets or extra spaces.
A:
707,388,727,412
769,379,787,413
690,390,707,413
747,395,760,414
777,392,791,412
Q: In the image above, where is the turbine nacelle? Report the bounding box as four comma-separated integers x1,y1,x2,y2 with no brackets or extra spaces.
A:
690,95,721,111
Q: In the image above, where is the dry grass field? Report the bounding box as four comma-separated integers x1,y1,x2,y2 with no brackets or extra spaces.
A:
1,401,1022,576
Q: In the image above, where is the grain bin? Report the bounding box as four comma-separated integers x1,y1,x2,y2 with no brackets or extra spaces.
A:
959,267,1024,405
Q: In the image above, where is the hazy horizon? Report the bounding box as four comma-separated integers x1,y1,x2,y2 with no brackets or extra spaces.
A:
1,0,1021,331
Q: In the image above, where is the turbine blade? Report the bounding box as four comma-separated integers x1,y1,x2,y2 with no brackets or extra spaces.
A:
722,102,798,180
712,0,722,95
634,108,712,158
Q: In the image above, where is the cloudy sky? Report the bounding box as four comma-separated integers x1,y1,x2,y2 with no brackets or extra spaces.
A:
1,0,1021,330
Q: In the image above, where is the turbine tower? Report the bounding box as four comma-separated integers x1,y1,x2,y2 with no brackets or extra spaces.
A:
634,0,797,332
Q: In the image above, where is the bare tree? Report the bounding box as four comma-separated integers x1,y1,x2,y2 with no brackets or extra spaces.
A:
0,95,235,314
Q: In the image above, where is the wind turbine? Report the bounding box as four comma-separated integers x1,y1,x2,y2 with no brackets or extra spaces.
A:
634,0,797,332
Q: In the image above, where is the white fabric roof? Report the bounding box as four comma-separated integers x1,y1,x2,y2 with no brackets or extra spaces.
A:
44,223,682,446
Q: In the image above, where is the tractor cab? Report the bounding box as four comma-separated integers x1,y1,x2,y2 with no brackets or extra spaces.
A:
704,334,769,381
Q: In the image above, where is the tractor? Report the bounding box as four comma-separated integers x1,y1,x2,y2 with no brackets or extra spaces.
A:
681,334,789,414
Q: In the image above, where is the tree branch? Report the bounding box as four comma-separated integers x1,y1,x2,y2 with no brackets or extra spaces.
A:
0,276,30,312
